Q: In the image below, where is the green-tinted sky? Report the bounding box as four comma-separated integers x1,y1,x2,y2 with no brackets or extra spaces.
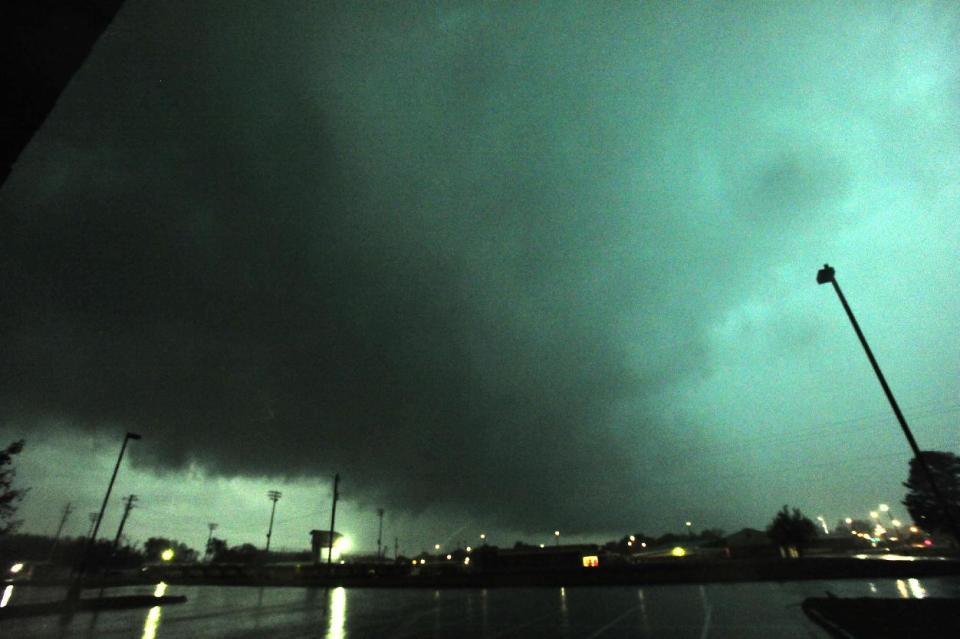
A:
2,1,958,554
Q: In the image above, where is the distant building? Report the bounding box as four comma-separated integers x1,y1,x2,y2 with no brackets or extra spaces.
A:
473,544,606,571
723,528,777,558
309,530,343,563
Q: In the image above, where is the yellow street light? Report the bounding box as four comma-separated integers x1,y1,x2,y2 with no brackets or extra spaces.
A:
160,549,175,562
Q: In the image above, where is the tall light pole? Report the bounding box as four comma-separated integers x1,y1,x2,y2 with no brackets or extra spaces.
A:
376,508,385,560
817,264,960,543
86,512,98,539
70,431,141,602
205,522,219,561
265,490,282,554
554,530,560,546
327,473,340,568
685,521,693,538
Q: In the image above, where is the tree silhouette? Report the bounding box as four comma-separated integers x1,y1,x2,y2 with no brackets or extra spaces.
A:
207,536,228,561
766,505,817,558
903,451,960,537
144,537,198,563
1,440,28,535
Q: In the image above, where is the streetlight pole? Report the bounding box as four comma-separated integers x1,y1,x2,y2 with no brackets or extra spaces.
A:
265,490,282,554
554,530,560,546
69,431,141,602
817,264,960,543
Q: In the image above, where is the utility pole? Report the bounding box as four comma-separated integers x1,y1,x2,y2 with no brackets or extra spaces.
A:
86,512,98,539
817,264,960,543
327,473,340,567
205,523,219,561
112,494,138,551
376,508,385,560
47,502,73,561
265,490,282,554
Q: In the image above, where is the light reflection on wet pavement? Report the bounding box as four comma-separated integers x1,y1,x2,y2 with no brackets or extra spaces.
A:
3,577,959,638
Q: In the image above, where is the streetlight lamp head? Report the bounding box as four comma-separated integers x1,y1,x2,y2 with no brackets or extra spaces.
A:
127,432,142,440
879,503,890,512
816,264,835,285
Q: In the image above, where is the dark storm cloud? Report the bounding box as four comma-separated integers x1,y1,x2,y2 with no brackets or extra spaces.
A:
3,1,959,533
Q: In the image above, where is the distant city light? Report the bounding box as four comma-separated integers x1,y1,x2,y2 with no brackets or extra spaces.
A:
9,563,23,574
909,526,920,534
671,547,687,557
480,533,486,540
870,511,879,519
582,555,599,568
466,546,472,552
539,544,545,548
153,582,167,598
419,559,426,564
844,518,853,525
434,544,440,551
891,519,902,527
446,554,452,560
641,542,647,548
463,557,470,565
629,535,635,542
160,549,175,562
879,504,890,513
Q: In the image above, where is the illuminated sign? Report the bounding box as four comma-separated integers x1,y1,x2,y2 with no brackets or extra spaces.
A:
582,555,599,568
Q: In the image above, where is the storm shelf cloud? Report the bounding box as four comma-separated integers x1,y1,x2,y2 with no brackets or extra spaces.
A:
2,1,959,540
